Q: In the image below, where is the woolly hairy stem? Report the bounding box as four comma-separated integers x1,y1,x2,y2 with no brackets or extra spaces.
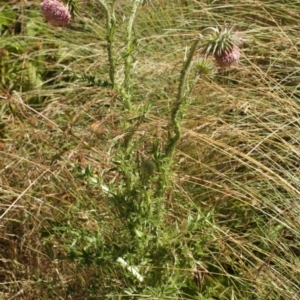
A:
165,38,200,158
96,0,116,87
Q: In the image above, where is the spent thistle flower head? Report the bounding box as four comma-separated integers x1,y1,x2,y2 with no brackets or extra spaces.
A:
201,25,242,68
41,0,71,27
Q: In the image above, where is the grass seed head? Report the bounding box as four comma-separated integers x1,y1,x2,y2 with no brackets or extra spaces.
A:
41,0,71,27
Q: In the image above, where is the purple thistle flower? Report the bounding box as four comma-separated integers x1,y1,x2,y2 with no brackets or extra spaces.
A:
41,0,71,27
201,26,243,68
214,45,241,68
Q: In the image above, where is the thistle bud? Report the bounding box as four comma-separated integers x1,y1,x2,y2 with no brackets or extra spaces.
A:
41,0,71,27
195,57,216,78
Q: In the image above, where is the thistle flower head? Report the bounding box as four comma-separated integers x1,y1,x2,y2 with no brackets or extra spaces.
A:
214,45,241,68
41,0,71,27
201,25,242,68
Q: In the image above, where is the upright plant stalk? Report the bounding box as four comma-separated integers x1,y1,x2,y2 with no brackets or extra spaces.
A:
97,0,116,87
155,38,200,198
124,0,141,111
124,0,141,94
164,25,242,158
165,38,200,158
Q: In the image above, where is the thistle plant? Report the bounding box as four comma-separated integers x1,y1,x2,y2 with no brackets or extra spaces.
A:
41,0,71,27
202,25,242,68
39,0,242,241
39,0,244,293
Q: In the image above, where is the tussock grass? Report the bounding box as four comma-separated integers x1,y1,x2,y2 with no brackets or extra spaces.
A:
1,0,300,299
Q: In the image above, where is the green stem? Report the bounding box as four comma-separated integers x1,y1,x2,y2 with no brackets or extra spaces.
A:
124,1,140,91
122,0,141,111
97,0,116,87
165,38,200,158
155,38,200,197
